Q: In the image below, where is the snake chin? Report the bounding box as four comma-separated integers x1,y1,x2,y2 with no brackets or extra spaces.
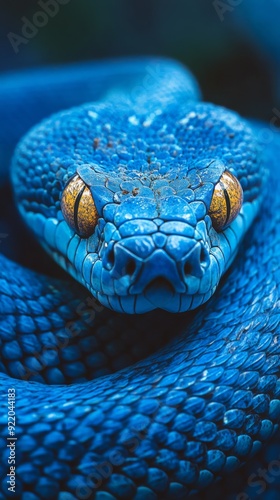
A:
90,285,217,314
143,277,216,312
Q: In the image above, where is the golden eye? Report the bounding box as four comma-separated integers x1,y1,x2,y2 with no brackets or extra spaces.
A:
208,170,243,232
61,174,98,238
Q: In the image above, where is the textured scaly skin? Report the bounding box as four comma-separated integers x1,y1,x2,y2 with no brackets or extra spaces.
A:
0,59,279,500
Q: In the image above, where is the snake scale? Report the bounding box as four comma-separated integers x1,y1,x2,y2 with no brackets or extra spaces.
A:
0,57,280,500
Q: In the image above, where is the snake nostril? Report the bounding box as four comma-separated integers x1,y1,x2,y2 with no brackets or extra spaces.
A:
184,261,192,276
107,248,115,268
200,245,209,268
183,244,209,278
125,258,136,276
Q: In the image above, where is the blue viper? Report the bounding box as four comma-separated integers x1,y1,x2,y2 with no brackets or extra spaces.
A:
0,58,280,500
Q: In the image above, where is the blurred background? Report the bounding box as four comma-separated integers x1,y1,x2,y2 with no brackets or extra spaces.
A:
0,0,278,121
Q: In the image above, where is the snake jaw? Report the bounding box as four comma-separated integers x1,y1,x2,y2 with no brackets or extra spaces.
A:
89,211,217,313
86,193,260,314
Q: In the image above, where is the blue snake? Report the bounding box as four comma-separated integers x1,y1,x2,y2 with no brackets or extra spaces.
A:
0,57,280,500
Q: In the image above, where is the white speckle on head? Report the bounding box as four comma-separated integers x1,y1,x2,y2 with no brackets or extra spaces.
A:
128,115,140,126
143,118,153,127
179,111,196,125
88,111,98,120
103,123,111,132
143,109,162,127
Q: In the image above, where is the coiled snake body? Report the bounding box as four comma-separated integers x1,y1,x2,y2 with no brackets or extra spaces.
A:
0,58,280,500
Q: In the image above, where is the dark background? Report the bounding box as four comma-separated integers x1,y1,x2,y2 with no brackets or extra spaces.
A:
0,0,276,121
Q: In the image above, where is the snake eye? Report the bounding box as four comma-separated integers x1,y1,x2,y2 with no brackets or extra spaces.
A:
61,174,98,238
208,170,243,232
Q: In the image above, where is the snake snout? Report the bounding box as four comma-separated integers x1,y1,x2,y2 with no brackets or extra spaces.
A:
101,234,211,300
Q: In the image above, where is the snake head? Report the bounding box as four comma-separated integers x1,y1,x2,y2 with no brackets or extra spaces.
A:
60,159,246,313
13,101,264,314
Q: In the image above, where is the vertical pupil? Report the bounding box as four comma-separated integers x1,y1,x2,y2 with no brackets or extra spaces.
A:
74,185,86,234
221,184,231,226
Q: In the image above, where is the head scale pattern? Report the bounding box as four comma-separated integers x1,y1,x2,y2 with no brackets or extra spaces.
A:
12,99,265,314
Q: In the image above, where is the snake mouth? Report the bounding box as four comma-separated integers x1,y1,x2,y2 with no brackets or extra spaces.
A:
144,277,176,308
